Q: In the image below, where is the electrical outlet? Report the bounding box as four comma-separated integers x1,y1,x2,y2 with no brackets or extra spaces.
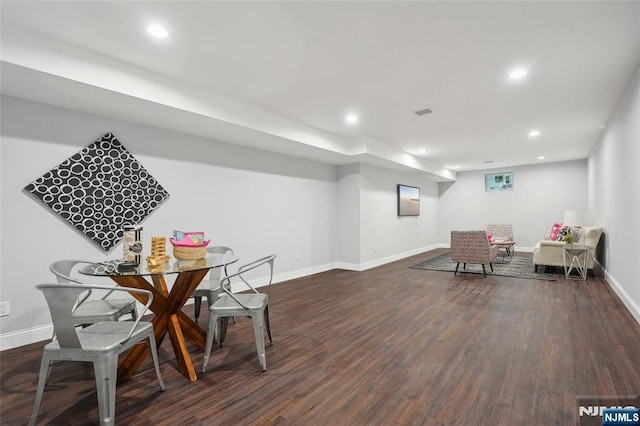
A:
373,245,377,253
0,301,9,317
296,252,300,261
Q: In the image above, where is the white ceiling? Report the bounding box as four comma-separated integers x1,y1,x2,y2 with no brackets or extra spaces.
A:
1,1,639,180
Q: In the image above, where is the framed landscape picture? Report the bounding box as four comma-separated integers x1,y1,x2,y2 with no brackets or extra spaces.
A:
397,184,420,216
485,172,513,192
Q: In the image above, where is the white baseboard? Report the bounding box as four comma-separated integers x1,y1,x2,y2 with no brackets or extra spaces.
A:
335,244,441,272
604,269,640,326
271,262,337,284
358,244,441,271
0,324,53,351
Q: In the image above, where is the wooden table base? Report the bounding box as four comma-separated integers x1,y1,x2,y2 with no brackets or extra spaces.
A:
111,268,210,382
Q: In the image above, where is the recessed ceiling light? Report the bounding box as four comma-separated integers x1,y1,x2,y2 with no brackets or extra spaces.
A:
147,24,168,39
529,130,540,137
537,156,545,160
345,114,358,124
448,165,460,170
598,124,606,129
509,68,527,79
419,148,428,154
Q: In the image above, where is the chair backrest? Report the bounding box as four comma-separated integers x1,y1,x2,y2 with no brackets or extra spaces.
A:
36,283,153,348
50,260,97,307
219,255,277,309
49,260,92,284
38,284,86,348
487,224,513,241
450,230,494,263
206,246,234,280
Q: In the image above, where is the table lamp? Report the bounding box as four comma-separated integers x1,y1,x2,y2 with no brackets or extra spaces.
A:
563,210,594,243
563,210,594,226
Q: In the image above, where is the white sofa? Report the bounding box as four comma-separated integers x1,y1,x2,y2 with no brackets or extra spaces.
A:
533,226,603,272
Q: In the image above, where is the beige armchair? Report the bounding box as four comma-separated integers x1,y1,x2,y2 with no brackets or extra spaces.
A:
451,230,498,277
487,224,513,242
533,226,603,272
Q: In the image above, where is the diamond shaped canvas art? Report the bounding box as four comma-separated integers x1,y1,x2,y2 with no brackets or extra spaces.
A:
24,132,170,251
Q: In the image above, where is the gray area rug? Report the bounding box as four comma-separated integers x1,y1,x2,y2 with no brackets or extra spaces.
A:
411,252,556,281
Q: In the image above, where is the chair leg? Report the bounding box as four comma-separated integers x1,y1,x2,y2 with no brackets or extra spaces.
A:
251,310,267,372
220,285,237,324
194,296,202,322
219,318,230,346
482,264,487,277
264,305,273,346
202,312,219,373
147,333,165,391
534,265,538,272
29,354,52,426
455,263,460,275
489,263,494,272
93,354,118,426
45,361,54,385
129,306,138,321
206,293,215,310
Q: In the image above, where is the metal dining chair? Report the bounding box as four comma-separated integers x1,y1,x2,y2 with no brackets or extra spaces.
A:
29,283,165,426
202,254,277,373
49,260,137,324
190,246,235,322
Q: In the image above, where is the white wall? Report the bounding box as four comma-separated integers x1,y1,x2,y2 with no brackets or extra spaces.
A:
335,164,361,268
588,64,640,323
0,95,444,349
0,96,338,347
359,164,440,266
437,161,589,250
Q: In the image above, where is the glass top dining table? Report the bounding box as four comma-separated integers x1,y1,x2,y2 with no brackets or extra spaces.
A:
79,255,236,277
79,253,238,382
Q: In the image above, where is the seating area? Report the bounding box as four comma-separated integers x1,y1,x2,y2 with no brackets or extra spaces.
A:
533,226,603,273
28,253,277,424
448,221,605,279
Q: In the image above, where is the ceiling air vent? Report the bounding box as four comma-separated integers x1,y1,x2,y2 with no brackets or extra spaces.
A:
414,108,433,117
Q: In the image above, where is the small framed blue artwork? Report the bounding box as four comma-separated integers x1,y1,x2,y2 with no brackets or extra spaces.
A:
397,184,420,216
485,172,513,192
24,132,170,252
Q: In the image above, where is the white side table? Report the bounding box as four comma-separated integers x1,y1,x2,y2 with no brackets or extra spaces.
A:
563,244,589,280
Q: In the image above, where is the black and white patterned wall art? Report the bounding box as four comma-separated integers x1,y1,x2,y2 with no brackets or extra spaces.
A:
24,132,170,252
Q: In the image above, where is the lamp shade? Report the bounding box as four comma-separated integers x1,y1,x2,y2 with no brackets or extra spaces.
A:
563,210,594,226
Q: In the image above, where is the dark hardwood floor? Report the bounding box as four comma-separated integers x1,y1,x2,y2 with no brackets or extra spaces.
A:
2,249,639,425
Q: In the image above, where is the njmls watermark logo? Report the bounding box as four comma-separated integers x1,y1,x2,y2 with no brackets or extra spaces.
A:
578,395,640,426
